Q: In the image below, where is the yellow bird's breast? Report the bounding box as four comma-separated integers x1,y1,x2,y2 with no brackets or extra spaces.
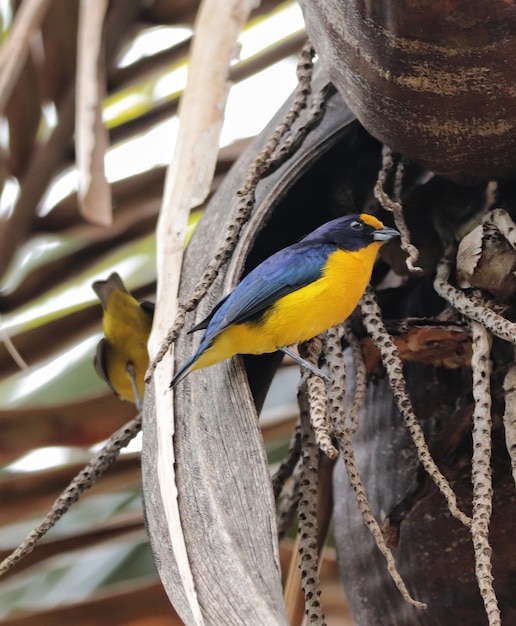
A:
263,243,382,346
102,291,152,402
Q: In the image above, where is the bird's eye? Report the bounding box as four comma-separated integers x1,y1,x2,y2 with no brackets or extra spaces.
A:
350,220,364,230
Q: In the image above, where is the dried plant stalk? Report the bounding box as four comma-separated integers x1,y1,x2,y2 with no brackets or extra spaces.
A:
329,393,426,609
360,288,472,528
297,392,327,625
375,145,421,273
324,325,349,428
344,323,367,433
299,338,338,459
276,460,302,541
435,248,516,345
470,321,501,626
0,415,142,577
76,0,112,225
0,0,53,113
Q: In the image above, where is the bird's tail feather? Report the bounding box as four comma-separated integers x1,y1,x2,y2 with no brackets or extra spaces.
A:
170,353,198,388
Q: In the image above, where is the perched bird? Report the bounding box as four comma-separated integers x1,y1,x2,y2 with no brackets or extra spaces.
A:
93,272,154,409
171,213,399,387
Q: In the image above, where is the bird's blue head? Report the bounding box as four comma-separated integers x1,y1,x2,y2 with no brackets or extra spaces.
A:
303,213,399,251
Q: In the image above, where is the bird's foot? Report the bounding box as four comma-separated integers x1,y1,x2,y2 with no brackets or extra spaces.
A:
280,346,330,382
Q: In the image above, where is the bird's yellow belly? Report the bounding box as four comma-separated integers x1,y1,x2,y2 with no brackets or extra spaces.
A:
102,292,152,402
192,245,380,370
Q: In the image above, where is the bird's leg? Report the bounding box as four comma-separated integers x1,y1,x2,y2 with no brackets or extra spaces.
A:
127,362,143,412
280,346,330,382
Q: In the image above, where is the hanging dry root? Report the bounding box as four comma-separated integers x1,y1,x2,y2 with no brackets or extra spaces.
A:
359,288,472,528
470,321,501,626
331,418,427,609
344,323,367,433
375,145,422,273
0,414,142,577
296,391,327,625
435,245,516,345
299,338,338,459
146,40,332,381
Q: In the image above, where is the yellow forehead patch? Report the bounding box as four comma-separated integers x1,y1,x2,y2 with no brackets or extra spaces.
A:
359,213,384,229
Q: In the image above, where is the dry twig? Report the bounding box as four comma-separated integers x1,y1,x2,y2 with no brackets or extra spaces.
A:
344,324,367,433
434,246,516,345
360,288,472,528
375,145,422,273
272,417,302,500
276,460,302,541
296,392,327,625
299,338,338,459
329,379,426,609
0,0,53,113
470,321,500,626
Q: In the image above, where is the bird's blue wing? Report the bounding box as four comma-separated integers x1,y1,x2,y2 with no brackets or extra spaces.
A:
204,241,336,341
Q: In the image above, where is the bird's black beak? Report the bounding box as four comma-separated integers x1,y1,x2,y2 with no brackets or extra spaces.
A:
373,226,400,242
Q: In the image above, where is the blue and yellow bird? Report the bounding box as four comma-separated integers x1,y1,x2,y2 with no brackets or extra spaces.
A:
171,213,399,387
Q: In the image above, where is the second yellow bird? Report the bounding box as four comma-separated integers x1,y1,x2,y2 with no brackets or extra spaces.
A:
93,272,153,409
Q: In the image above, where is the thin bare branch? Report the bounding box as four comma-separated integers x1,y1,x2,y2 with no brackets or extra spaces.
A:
375,145,422,273
330,396,426,609
272,417,302,500
470,321,500,626
276,460,302,541
360,288,472,528
297,392,327,625
435,246,516,345
0,314,28,369
344,323,367,433
299,338,338,459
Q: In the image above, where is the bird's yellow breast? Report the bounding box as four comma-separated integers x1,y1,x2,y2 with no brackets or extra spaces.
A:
103,291,152,401
192,243,382,370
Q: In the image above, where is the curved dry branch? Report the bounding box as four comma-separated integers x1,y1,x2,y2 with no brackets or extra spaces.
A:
296,391,327,625
330,390,426,610
470,321,500,626
434,247,516,345
360,288,472,528
299,337,338,459
374,145,422,273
